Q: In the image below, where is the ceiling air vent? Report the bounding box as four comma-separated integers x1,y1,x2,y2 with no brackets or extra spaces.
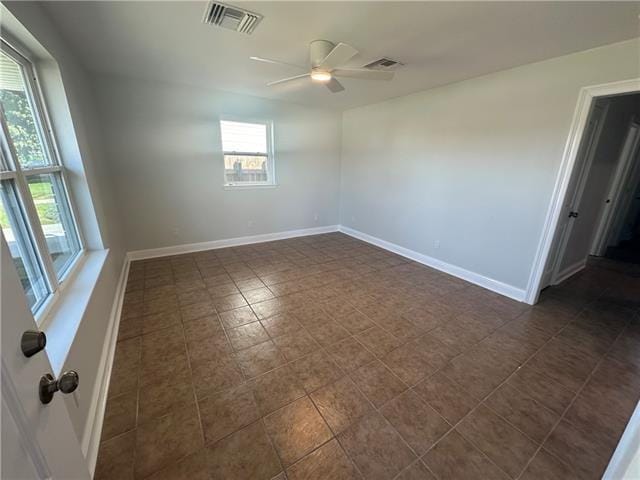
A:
202,1,263,35
364,58,403,70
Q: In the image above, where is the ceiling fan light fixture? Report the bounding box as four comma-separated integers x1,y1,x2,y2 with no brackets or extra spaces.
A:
310,69,332,82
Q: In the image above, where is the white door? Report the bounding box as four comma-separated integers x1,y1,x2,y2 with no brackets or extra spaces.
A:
605,142,640,247
542,100,610,286
1,233,89,479
590,123,640,255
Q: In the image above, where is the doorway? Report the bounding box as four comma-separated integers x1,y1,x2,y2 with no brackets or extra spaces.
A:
526,78,640,304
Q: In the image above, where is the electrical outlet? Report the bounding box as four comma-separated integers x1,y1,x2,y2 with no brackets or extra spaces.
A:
172,228,179,237
434,240,440,249
314,213,319,222
247,220,254,228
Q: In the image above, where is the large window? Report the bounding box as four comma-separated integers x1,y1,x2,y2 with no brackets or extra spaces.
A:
0,39,82,314
220,119,275,186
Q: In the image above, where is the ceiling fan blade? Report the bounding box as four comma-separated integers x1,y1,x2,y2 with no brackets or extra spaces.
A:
332,68,394,81
325,78,345,93
318,43,358,71
250,56,306,70
267,73,310,86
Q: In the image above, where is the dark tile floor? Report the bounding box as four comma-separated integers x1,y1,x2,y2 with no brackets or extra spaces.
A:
95,233,640,480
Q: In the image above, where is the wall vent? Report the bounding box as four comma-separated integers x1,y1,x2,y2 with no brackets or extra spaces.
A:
202,1,263,35
364,58,403,70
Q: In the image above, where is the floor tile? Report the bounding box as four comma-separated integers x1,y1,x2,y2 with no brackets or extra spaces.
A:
355,326,403,356
334,311,376,334
199,384,260,445
234,341,287,378
141,310,182,334
328,336,376,372
395,461,437,480
134,406,203,478
484,383,558,443
250,366,306,416
186,330,233,365
543,419,619,479
423,430,509,480
520,449,580,480
338,411,416,480
177,288,210,307
213,293,248,312
382,336,450,385
311,376,372,434
227,321,270,351
138,374,196,423
95,431,136,480
456,405,538,478
307,320,351,348
101,390,137,441
191,355,244,399
183,314,225,343
219,305,258,329
380,390,450,456
103,236,638,479
286,439,361,480
506,365,575,415
272,329,320,361
261,313,302,338
264,397,333,466
243,287,275,304
563,356,640,442
206,421,282,479
147,450,210,480
351,360,407,408
526,338,602,392
440,343,520,399
290,350,345,393
208,282,240,298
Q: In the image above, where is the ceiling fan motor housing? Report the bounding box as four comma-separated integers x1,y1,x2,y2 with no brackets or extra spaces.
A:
310,40,335,68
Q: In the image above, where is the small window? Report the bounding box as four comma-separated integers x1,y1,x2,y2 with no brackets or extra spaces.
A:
0,38,83,314
220,119,275,187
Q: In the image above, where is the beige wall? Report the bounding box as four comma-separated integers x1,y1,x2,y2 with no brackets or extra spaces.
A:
92,74,343,252
340,38,640,293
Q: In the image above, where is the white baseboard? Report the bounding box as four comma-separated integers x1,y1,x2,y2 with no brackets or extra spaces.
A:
127,225,340,261
81,254,130,475
339,226,527,303
552,259,587,285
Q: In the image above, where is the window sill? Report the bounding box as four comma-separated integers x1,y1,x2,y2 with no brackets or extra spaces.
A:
223,184,279,190
39,249,109,375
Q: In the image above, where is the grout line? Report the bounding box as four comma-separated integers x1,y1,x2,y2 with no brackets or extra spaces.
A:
514,319,631,479
112,234,637,479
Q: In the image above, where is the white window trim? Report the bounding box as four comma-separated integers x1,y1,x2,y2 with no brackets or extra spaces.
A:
219,116,277,188
0,37,85,320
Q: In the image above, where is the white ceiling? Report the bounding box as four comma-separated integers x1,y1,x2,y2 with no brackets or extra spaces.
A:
41,1,639,110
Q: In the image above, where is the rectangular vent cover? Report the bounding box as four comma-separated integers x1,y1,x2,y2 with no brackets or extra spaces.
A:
202,1,263,35
364,58,403,70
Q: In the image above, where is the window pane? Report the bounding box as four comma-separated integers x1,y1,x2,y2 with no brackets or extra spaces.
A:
0,50,50,169
27,173,80,278
0,180,49,310
220,120,267,153
224,154,269,184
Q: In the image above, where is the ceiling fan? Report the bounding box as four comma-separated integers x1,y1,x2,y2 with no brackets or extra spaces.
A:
250,40,395,93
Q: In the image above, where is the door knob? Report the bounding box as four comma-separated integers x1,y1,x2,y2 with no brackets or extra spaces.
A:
21,330,46,357
39,371,79,404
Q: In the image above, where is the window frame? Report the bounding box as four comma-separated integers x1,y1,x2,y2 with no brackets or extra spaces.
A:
0,37,85,318
219,116,276,188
